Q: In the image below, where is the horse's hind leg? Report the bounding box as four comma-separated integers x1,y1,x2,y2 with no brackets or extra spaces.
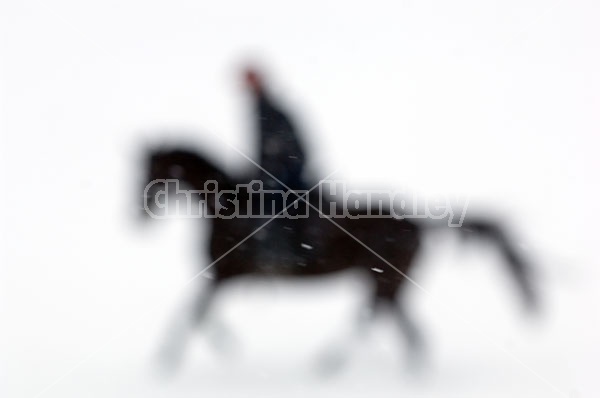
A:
157,281,217,373
374,280,425,370
392,298,425,369
315,296,377,376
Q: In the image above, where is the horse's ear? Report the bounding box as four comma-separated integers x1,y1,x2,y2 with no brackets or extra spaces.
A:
145,137,159,156
142,136,164,160
133,134,150,159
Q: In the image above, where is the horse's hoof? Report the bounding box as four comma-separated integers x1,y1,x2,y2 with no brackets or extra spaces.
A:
402,348,428,377
154,345,185,379
314,348,348,378
206,320,239,357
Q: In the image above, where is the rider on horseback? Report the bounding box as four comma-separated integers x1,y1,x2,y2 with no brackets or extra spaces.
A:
243,66,310,269
244,67,307,193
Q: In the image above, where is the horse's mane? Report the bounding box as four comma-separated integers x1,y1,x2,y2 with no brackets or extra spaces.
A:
150,147,237,188
154,148,219,169
148,146,319,199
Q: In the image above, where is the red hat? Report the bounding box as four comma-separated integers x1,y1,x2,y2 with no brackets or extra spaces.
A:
244,67,263,93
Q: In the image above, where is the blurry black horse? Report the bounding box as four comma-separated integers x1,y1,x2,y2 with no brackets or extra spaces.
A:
141,147,537,371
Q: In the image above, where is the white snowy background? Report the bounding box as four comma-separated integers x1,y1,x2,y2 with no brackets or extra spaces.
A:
1,0,599,397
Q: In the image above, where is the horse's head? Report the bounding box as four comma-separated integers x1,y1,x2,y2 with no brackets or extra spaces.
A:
140,147,229,219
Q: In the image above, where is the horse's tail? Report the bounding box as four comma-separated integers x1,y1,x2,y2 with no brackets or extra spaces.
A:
425,217,539,313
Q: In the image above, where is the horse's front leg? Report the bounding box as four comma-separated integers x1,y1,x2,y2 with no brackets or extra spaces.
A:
156,281,217,373
315,298,376,376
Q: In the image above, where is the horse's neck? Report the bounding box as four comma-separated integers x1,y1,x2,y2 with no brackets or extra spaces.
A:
180,158,231,191
187,172,226,191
